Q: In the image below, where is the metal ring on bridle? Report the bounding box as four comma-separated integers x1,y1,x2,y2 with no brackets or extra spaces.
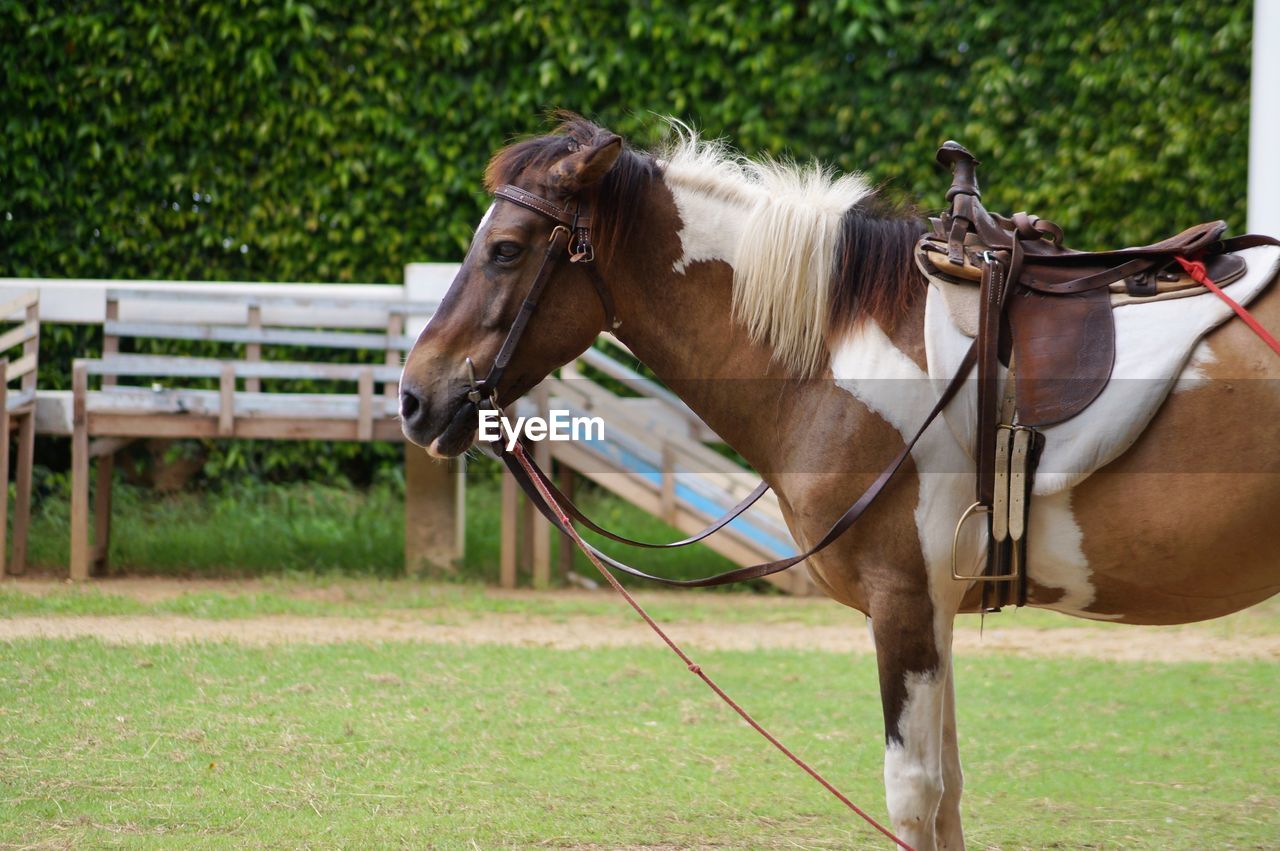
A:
464,356,483,404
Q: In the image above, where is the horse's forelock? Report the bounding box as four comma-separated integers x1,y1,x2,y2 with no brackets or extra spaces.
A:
483,114,609,192
483,135,573,194
482,114,660,265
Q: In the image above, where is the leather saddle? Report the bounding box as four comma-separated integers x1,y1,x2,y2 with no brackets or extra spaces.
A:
916,141,1252,609
918,141,1247,426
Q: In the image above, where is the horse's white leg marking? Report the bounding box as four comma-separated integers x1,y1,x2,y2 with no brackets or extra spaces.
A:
877,611,958,851
832,324,965,849
884,671,947,848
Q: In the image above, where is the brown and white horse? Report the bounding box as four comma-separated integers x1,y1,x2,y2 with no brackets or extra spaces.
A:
399,116,1280,849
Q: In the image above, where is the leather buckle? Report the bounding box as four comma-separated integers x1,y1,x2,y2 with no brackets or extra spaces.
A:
464,356,484,403
464,356,498,407
1125,270,1158,297
569,226,594,263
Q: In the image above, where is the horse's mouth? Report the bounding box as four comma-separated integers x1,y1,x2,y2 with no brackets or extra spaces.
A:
424,399,479,458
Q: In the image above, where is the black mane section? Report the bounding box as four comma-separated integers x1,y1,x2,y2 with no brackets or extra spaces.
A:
831,192,928,332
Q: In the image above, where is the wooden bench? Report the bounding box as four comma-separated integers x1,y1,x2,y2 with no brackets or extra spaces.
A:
62,287,451,580
1,290,39,576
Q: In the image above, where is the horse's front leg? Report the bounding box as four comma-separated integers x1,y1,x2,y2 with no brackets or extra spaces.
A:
870,595,961,851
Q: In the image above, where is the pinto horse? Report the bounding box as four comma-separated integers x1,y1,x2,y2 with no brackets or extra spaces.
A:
399,115,1280,849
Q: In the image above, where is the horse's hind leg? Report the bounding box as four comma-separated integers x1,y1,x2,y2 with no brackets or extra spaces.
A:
870,597,961,851
934,658,965,848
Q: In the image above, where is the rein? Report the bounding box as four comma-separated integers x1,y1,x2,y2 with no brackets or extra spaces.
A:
511,439,915,850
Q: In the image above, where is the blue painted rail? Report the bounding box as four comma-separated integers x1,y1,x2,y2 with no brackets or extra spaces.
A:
576,433,794,558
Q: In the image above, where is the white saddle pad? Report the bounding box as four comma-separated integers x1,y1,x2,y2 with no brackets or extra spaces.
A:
923,245,1280,495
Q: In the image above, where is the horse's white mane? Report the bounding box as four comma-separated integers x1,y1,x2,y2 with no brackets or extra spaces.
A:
659,119,874,377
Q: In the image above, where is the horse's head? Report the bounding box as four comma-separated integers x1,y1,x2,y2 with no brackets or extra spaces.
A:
399,121,625,456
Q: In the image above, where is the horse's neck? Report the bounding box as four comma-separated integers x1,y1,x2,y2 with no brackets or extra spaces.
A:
610,257,804,471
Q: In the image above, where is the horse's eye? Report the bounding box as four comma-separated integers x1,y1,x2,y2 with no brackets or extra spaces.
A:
492,242,523,264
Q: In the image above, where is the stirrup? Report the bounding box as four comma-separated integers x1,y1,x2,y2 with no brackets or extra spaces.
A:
950,501,1022,583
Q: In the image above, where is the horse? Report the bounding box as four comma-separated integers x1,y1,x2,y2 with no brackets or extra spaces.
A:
398,114,1280,849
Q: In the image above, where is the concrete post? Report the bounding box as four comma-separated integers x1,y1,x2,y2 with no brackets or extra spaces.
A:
404,446,463,574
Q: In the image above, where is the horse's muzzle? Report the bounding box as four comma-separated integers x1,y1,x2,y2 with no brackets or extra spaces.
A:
400,381,477,457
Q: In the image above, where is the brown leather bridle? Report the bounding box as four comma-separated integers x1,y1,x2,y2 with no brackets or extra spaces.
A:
463,184,617,408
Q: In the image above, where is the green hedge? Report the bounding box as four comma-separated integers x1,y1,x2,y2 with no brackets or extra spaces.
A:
1,0,1252,478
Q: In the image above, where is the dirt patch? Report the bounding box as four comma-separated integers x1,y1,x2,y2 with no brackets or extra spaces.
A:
7,576,271,603
1,612,1276,662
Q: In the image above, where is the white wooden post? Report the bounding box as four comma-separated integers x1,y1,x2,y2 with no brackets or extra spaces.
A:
1249,0,1280,236
69,363,90,581
402,264,466,574
530,383,552,588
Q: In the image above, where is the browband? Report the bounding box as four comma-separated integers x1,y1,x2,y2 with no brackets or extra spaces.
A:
494,184,590,229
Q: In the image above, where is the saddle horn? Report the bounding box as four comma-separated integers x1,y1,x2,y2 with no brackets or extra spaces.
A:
936,141,985,265
937,140,981,201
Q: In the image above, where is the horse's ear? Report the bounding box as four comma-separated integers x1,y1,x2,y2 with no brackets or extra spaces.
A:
549,133,622,194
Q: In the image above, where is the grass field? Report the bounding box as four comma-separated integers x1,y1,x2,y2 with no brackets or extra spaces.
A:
22,472,750,588
2,579,1278,849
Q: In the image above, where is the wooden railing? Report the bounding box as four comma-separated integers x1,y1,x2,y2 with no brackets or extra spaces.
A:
1,290,39,576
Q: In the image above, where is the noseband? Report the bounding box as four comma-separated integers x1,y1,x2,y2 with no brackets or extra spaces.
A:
464,184,618,407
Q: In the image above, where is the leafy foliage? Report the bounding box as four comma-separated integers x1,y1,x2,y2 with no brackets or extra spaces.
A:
1,0,1252,480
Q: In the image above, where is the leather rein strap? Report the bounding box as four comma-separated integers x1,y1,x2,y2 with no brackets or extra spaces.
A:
476,182,977,587
488,343,976,587
509,441,917,851
528,471,772,551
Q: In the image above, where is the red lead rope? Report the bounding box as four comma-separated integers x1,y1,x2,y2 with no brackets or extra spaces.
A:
508,253,1274,849
1175,256,1280,355
511,443,915,851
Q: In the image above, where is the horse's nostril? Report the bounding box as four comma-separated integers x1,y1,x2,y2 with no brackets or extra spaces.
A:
400,387,423,423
